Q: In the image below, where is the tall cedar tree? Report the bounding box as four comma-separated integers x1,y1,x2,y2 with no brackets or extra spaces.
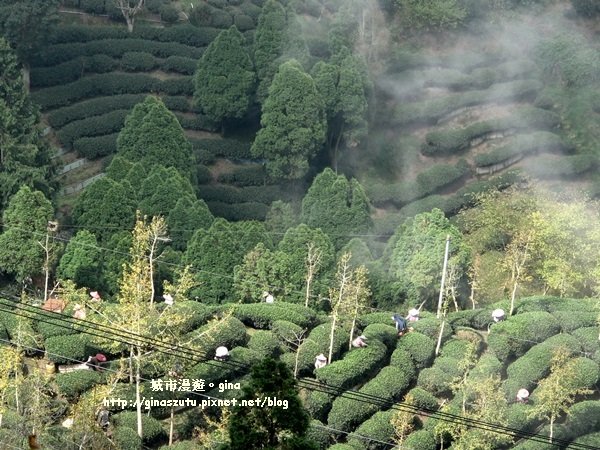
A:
0,38,53,208
194,25,255,128
57,229,102,289
253,0,287,103
117,95,193,178
0,0,59,79
226,358,317,450
301,168,372,249
0,185,54,282
387,208,470,307
251,60,326,180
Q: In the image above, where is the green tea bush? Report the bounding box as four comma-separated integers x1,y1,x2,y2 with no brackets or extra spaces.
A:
162,56,197,75
306,419,329,450
571,327,600,355
190,138,252,159
328,445,355,450
327,365,415,431
568,357,600,389
316,340,388,390
358,312,396,327
206,201,269,221
217,165,268,186
46,94,144,128
199,185,292,204
45,333,102,364
271,320,303,346
551,310,598,333
503,333,581,396
506,403,538,435
30,56,116,88
239,1,262,20
230,302,317,329
417,357,463,395
74,133,118,159
196,164,213,185
440,338,472,359
469,353,503,379
395,80,543,125
247,330,282,357
35,314,78,339
527,154,598,178
160,4,180,23
406,387,439,410
362,323,398,350
347,409,395,450
160,77,194,96
422,109,559,156
171,300,213,333
487,311,561,360
305,390,334,423
293,323,348,376
32,39,202,67
415,161,469,193
112,427,142,450
57,109,129,148
474,132,570,167
120,51,158,72
411,317,453,342
184,316,247,357
563,401,600,440
395,332,435,369
55,370,103,401
80,0,106,14
234,13,255,31
401,429,437,449
31,74,158,110
568,433,600,449
113,411,166,444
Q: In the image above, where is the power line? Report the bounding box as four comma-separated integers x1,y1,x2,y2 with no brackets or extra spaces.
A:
0,297,596,449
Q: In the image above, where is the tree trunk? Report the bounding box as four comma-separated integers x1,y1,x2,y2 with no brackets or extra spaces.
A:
22,65,30,93
510,275,518,317
328,313,337,364
549,416,554,443
348,316,357,351
435,320,445,357
169,405,174,445
126,16,134,33
135,350,143,438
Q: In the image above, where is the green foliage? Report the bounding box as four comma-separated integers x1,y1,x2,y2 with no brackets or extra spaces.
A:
160,77,195,96
248,330,282,357
488,311,561,360
417,357,462,395
251,60,326,180
54,370,103,401
117,95,193,177
301,168,371,249
198,184,293,204
191,138,252,160
395,0,467,31
293,322,348,376
112,426,142,450
206,201,270,221
328,365,415,432
403,429,437,449
395,332,435,369
160,3,180,23
422,108,559,156
226,358,315,449
406,387,439,410
73,133,118,159
46,94,144,128
194,25,255,125
527,154,598,179
563,401,600,440
362,323,398,350
305,390,334,423
35,312,77,339
395,80,543,125
57,109,129,148
57,230,101,288
44,333,101,364
113,411,166,444
315,340,387,390
474,132,570,167
30,54,119,88
216,165,268,187
185,316,248,357
503,333,581,396
170,301,213,333
230,302,317,329
31,38,202,67
120,51,157,72
0,186,54,282
167,196,214,251
163,56,197,75
570,0,600,17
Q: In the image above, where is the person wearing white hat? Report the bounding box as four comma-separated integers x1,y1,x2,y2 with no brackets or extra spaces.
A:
407,308,420,322
163,293,174,306
352,335,368,348
263,291,274,303
90,291,101,302
314,354,327,369
215,346,229,361
516,388,529,403
492,308,505,323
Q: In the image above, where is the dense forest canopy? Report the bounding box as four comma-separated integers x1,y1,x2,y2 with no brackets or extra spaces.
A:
0,0,600,448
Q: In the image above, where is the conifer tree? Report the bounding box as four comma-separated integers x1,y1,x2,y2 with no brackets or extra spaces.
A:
194,26,255,128
251,60,326,180
57,229,101,288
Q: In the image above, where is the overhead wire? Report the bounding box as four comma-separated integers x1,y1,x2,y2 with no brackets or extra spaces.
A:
0,296,596,449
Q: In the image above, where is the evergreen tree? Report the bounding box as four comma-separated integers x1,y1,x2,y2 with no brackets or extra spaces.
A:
137,165,196,218
0,0,59,72
253,0,287,103
0,38,53,208
117,96,193,178
387,208,470,308
225,358,317,450
57,229,101,288
167,196,214,251
194,26,255,128
0,185,54,282
301,168,372,249
251,60,326,180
